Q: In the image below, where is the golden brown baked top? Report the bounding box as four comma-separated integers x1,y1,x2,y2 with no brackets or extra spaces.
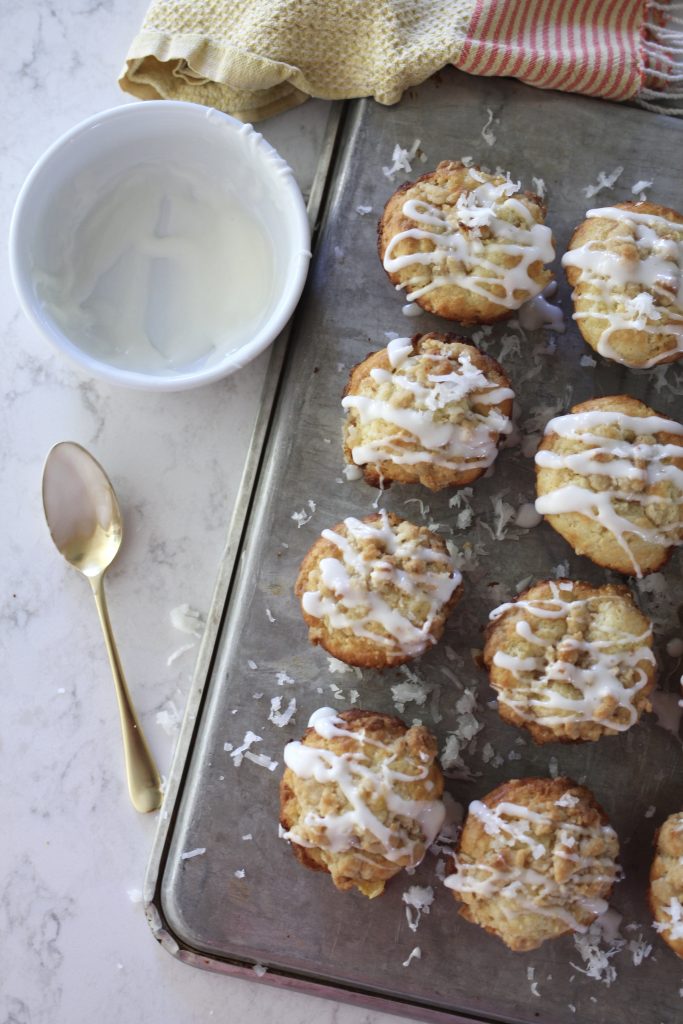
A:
295,510,463,669
379,160,554,324
445,777,619,952
484,579,656,744
342,333,514,491
535,395,683,577
563,201,683,368
650,811,683,959
280,707,445,898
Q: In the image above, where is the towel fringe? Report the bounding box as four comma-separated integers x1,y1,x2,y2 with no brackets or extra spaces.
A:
637,0,683,114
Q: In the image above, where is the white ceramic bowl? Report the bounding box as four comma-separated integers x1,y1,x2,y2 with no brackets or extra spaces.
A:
9,101,311,391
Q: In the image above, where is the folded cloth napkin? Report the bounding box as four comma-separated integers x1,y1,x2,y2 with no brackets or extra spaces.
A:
119,0,683,120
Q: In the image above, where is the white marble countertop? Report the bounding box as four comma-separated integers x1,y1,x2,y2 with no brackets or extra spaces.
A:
2,3,408,1022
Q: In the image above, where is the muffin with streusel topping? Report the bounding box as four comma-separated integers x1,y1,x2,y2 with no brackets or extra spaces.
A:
445,777,620,951
280,707,445,898
650,811,683,959
563,201,683,368
484,578,656,743
342,333,514,491
378,160,554,323
295,510,462,669
535,395,683,577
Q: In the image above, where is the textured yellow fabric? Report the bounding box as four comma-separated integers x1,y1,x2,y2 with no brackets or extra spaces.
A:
119,0,474,121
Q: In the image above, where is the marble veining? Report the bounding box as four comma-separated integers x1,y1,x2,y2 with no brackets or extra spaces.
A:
1,2,406,1022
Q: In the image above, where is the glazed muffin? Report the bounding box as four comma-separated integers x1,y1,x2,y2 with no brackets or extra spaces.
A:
563,201,683,368
342,333,514,491
280,707,445,898
535,395,683,577
650,811,683,959
378,160,554,324
445,777,620,951
484,579,656,743
295,510,462,669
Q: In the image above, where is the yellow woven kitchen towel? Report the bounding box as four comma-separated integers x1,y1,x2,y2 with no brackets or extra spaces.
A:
119,0,474,121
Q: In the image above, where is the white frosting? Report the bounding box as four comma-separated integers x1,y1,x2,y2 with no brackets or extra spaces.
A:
36,163,275,373
445,797,618,934
302,511,461,658
562,205,683,367
383,175,554,310
283,707,445,861
535,409,683,576
489,581,654,730
518,282,566,333
343,339,513,473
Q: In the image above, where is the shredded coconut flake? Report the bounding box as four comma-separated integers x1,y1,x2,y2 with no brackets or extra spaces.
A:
170,604,206,637
582,165,624,199
481,108,496,146
166,642,195,666
268,696,297,728
531,176,546,198
391,680,429,712
229,731,262,766
356,205,373,216
243,750,279,771
252,964,267,977
265,608,276,623
180,848,206,860
291,500,316,528
382,139,423,180
155,700,182,735
402,885,435,933
402,946,422,967
234,868,245,879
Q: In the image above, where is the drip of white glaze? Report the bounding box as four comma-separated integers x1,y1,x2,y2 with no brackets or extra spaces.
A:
383,176,554,310
518,282,566,333
444,798,618,933
301,511,461,657
534,409,683,577
489,581,654,729
283,707,445,860
562,206,683,366
343,342,513,472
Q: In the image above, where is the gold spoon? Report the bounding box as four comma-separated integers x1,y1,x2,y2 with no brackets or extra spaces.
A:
42,441,163,813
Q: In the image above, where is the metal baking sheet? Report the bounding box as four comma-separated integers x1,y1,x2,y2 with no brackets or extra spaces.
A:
148,69,683,1024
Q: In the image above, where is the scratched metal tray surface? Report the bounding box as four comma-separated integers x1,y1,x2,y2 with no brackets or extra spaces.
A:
151,70,683,1024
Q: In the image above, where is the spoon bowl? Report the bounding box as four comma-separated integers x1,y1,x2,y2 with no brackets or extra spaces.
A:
42,442,162,813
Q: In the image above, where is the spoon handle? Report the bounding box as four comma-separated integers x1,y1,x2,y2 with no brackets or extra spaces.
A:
90,573,163,813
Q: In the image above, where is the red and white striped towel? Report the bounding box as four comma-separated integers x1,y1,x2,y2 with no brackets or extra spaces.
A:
455,0,683,113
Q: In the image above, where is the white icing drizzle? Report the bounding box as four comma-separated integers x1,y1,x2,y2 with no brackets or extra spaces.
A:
301,511,461,658
488,581,655,730
562,206,683,366
445,798,618,934
534,409,683,577
283,707,445,861
383,175,554,310
343,339,513,473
